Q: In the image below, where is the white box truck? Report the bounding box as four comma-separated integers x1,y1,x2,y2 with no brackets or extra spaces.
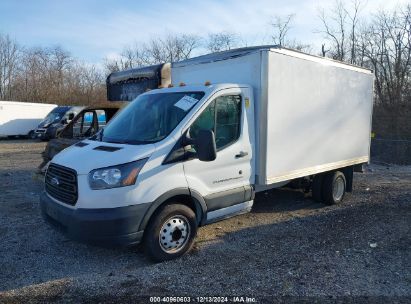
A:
40,46,374,261
0,101,57,138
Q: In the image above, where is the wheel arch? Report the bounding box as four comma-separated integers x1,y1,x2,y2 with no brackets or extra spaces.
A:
138,188,207,232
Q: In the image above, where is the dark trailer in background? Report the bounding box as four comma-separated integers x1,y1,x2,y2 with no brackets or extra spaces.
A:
106,63,171,102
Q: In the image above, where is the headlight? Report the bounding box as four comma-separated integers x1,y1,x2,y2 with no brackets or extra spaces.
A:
88,158,148,190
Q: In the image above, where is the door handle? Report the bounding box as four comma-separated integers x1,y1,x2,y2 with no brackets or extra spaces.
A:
235,151,248,158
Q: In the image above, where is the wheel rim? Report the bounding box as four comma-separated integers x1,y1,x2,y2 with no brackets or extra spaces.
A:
332,176,345,201
159,215,190,253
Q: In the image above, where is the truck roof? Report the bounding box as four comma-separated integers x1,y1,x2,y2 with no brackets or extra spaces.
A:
173,45,373,74
106,64,164,84
145,83,250,96
0,101,57,107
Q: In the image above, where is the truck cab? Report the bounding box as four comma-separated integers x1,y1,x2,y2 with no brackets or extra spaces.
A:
34,106,83,140
38,103,125,173
41,84,255,261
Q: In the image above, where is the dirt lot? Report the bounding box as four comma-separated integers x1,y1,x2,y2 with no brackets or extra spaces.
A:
0,140,410,303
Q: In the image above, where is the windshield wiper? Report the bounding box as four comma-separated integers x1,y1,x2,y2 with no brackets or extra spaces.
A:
100,134,159,145
125,140,153,145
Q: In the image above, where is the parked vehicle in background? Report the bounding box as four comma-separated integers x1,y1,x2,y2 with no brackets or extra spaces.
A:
0,101,57,138
106,63,171,101
41,46,374,262
38,103,125,172
34,106,84,140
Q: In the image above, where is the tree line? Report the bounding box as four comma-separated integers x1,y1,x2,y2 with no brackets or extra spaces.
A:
0,37,106,105
1,1,410,106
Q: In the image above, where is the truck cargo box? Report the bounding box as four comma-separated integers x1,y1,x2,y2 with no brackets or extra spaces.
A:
0,101,57,137
172,46,374,185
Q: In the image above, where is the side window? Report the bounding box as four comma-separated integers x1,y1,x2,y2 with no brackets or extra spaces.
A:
72,115,84,137
96,110,107,129
73,111,94,138
189,101,216,139
189,95,241,151
83,112,93,128
215,95,241,149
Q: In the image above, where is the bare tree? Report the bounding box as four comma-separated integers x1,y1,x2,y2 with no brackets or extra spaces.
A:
347,0,362,64
270,14,312,52
318,0,364,63
271,14,294,47
8,45,105,105
359,5,411,104
206,32,238,52
0,34,20,100
318,1,348,61
149,34,200,63
104,33,201,74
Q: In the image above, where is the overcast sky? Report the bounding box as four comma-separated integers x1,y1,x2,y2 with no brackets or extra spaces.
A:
0,0,408,64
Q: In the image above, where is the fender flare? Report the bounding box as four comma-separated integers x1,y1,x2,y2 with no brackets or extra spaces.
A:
138,188,207,231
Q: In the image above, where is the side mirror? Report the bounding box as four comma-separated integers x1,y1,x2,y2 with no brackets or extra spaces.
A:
68,113,75,121
195,130,217,162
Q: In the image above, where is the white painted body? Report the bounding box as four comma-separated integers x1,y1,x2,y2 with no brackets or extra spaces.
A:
52,84,252,210
172,47,374,186
50,47,373,226
0,101,57,137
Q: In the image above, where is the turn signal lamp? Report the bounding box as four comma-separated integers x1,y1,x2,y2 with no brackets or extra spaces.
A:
204,81,211,86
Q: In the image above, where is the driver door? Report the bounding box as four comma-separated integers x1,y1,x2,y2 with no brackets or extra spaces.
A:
183,87,254,217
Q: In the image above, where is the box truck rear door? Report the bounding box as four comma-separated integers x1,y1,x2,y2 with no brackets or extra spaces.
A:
183,87,254,212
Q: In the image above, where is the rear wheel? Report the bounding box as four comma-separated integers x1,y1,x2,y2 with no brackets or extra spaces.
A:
144,203,197,262
322,171,346,205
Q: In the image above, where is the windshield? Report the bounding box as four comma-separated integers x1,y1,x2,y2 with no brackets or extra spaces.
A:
102,91,205,144
42,112,63,124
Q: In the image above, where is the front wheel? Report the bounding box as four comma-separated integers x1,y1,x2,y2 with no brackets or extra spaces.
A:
28,130,36,139
144,204,197,262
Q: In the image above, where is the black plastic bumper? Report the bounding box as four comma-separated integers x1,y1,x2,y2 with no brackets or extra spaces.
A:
40,191,149,247
35,132,48,140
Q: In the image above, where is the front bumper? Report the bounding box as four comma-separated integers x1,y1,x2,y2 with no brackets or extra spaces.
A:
35,129,48,139
40,191,149,247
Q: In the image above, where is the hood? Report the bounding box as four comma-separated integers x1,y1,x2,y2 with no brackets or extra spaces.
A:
52,140,156,175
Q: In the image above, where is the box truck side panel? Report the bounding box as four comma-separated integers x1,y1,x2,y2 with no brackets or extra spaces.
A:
0,101,57,136
263,51,373,184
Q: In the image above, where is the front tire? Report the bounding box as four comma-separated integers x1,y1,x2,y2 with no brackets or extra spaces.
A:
144,203,197,262
28,130,35,139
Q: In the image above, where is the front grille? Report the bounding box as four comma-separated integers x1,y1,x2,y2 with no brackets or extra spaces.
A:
45,163,78,205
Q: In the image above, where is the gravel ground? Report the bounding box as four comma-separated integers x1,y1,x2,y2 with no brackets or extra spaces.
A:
0,140,410,303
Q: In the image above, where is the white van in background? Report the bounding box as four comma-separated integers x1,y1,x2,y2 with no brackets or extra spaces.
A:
0,101,57,138
40,46,374,261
